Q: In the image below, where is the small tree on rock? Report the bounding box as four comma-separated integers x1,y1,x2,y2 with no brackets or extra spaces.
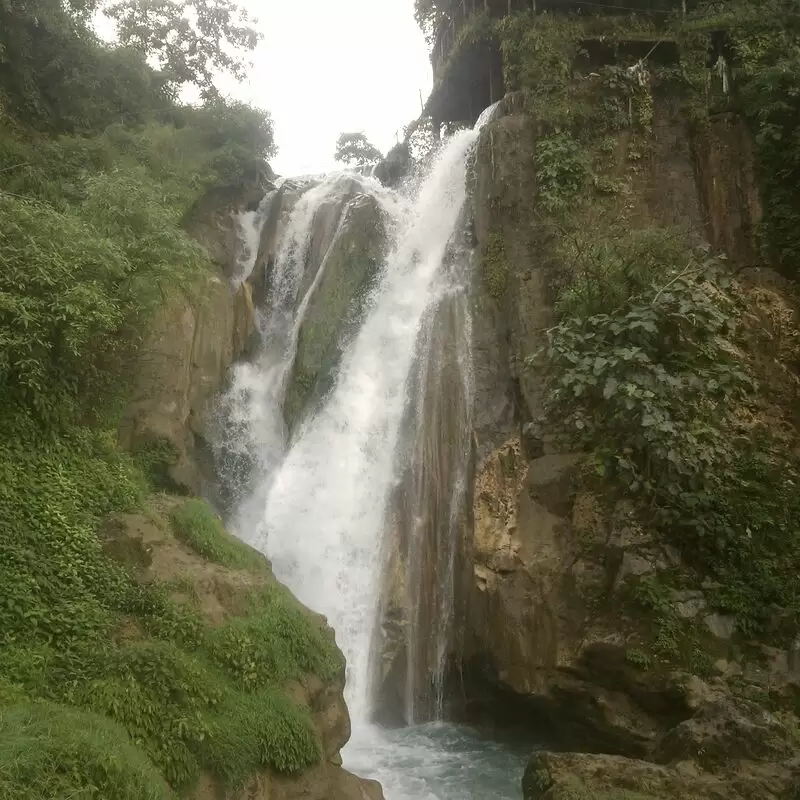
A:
334,132,383,167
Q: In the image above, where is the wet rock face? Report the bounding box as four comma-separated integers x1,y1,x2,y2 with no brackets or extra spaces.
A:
119,180,260,497
284,191,387,430
459,438,693,757
118,277,257,497
183,174,274,280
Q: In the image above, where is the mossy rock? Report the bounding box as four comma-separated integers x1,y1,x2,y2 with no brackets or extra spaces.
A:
285,194,386,430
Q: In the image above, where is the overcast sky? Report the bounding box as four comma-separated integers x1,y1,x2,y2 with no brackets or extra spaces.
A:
222,0,432,177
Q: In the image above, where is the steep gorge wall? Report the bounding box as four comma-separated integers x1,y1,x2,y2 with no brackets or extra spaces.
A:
119,183,262,498
455,76,800,796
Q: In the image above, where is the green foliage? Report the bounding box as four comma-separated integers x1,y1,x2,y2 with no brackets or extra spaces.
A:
554,228,690,317
169,499,268,572
0,420,144,651
334,132,383,166
0,699,171,800
535,134,591,214
539,229,800,638
0,0,264,132
199,689,319,785
625,647,654,670
0,94,276,430
414,0,449,44
482,234,509,300
0,182,207,426
106,0,262,100
542,252,753,509
498,13,581,109
0,0,172,132
206,586,342,692
0,419,333,792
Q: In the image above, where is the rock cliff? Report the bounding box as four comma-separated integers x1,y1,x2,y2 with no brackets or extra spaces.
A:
454,38,800,799
113,177,383,800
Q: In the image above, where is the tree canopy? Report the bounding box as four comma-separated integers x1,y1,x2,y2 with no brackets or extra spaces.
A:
334,132,383,167
106,0,262,101
0,0,263,130
414,0,450,44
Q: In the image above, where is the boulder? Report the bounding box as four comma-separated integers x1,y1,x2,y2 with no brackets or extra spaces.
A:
522,750,793,800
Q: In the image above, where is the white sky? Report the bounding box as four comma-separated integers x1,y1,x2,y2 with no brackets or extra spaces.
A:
220,0,432,177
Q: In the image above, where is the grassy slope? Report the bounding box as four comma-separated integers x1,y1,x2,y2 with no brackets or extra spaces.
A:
0,117,341,797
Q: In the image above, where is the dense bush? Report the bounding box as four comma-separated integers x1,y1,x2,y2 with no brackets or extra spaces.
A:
537,232,800,636
0,179,207,425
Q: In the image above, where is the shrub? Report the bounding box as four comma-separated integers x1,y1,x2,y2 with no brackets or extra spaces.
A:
206,586,342,691
535,133,590,214
199,689,320,785
541,253,753,496
554,228,693,318
538,234,800,637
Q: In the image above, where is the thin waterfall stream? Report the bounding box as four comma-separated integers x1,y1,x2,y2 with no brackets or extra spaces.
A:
215,107,530,799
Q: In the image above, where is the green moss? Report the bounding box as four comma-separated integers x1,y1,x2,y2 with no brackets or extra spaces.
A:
482,233,509,301
169,499,269,573
0,700,171,800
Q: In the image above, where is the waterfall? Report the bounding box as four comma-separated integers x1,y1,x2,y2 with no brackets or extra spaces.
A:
396,276,474,725
214,173,392,520
250,128,477,724
219,107,499,765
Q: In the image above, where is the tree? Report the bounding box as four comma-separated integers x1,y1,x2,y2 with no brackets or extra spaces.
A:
104,0,262,99
414,0,450,45
334,132,383,167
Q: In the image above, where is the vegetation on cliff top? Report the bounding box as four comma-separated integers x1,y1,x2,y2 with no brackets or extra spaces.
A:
0,2,342,797
432,0,800,281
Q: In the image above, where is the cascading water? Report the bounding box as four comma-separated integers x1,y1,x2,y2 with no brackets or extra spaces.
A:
217,105,530,799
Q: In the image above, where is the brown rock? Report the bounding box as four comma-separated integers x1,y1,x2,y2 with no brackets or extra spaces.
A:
522,750,794,800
